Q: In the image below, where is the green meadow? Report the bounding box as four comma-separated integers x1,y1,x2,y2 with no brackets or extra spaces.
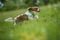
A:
0,4,60,40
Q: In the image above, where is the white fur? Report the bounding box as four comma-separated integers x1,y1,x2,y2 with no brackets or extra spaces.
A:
25,11,39,20
4,17,17,26
37,8,40,12
34,15,39,19
4,17,14,22
14,21,16,26
25,11,34,20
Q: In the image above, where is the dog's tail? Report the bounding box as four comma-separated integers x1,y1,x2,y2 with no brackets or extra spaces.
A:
4,17,14,22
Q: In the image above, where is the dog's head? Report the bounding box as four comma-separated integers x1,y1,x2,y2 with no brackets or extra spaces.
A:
28,7,40,12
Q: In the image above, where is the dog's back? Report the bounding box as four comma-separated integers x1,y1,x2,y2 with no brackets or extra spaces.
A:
15,14,28,23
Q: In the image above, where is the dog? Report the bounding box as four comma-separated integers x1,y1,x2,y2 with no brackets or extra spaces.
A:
4,7,40,26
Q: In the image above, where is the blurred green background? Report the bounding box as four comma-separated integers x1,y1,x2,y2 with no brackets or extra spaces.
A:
0,0,60,11
0,0,60,40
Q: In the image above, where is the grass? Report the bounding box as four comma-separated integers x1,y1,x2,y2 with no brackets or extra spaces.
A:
0,4,60,40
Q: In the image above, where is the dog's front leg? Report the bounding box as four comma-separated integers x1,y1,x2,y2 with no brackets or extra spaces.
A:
34,15,39,19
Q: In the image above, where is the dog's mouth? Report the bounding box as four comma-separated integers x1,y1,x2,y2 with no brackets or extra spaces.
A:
37,8,40,12
37,10,40,12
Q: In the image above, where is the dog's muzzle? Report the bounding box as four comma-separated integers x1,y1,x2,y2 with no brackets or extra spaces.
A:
37,8,40,12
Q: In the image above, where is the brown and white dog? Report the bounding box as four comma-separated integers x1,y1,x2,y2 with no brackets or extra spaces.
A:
4,7,40,26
